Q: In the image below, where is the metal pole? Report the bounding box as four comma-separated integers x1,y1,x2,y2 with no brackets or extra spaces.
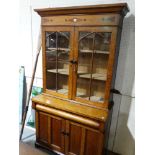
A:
19,29,42,140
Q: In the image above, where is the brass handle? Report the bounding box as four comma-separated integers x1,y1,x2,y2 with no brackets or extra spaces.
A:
61,130,66,135
60,131,69,136
69,59,77,64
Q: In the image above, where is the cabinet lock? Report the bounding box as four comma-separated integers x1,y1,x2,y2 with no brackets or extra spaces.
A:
61,131,69,136
65,132,70,136
61,131,66,135
70,60,77,64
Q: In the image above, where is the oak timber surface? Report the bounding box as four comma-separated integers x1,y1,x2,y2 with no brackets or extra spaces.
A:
32,94,108,122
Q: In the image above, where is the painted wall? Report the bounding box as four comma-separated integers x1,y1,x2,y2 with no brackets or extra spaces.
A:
19,0,135,154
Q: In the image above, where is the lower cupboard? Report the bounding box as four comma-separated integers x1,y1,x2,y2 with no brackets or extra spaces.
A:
35,111,104,155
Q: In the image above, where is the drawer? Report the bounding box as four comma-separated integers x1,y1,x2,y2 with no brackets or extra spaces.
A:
35,104,102,130
41,14,121,26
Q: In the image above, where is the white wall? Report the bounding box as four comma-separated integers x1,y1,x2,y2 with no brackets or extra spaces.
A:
19,0,135,154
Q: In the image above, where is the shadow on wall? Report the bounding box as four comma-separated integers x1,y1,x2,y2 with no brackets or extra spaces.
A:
108,13,135,155
115,13,135,95
113,97,135,155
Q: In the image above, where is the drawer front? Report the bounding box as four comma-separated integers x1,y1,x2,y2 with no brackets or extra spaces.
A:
35,104,103,130
41,14,121,26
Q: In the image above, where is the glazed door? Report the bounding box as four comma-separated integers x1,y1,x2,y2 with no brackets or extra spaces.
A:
73,27,117,107
42,27,74,99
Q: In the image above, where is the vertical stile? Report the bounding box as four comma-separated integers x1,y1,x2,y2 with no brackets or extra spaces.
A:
88,32,95,100
56,32,58,92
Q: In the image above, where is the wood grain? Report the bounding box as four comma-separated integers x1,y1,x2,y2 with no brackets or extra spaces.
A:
32,94,108,122
41,14,121,26
36,104,101,129
38,112,48,144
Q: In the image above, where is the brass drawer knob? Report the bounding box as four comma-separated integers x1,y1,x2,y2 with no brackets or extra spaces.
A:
73,18,77,22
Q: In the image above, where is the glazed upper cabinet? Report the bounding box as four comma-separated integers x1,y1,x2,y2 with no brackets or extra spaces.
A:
42,26,117,107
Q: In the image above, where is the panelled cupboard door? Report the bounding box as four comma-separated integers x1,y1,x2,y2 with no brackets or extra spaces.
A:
72,27,117,108
66,121,104,155
66,121,83,155
37,112,48,145
42,27,74,100
36,111,65,153
84,129,104,155
49,115,65,153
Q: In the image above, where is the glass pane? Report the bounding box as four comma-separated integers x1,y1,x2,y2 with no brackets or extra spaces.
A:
76,32,111,103
76,32,94,99
45,32,70,95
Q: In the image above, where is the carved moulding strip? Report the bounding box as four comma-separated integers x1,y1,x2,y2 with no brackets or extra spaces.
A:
65,18,87,23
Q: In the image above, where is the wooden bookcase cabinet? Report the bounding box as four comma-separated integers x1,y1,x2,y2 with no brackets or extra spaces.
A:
32,3,129,155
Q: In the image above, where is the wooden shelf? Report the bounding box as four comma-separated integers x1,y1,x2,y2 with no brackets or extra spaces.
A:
80,49,109,54
79,73,107,81
46,60,69,64
47,69,107,81
47,68,86,75
46,48,109,54
84,96,104,103
47,69,69,75
49,88,85,97
57,89,68,95
46,47,70,51
48,88,104,103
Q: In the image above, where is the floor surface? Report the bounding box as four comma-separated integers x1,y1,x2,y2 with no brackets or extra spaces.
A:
19,126,57,155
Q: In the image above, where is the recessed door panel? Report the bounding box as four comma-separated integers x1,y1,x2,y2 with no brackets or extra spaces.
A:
38,112,48,144
50,116,65,153
68,123,82,155
84,129,103,155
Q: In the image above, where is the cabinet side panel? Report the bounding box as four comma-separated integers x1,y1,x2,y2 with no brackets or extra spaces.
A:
69,123,82,155
39,113,48,143
51,118,62,147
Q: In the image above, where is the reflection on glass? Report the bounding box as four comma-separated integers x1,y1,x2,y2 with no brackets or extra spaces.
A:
45,32,70,95
76,32,111,103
